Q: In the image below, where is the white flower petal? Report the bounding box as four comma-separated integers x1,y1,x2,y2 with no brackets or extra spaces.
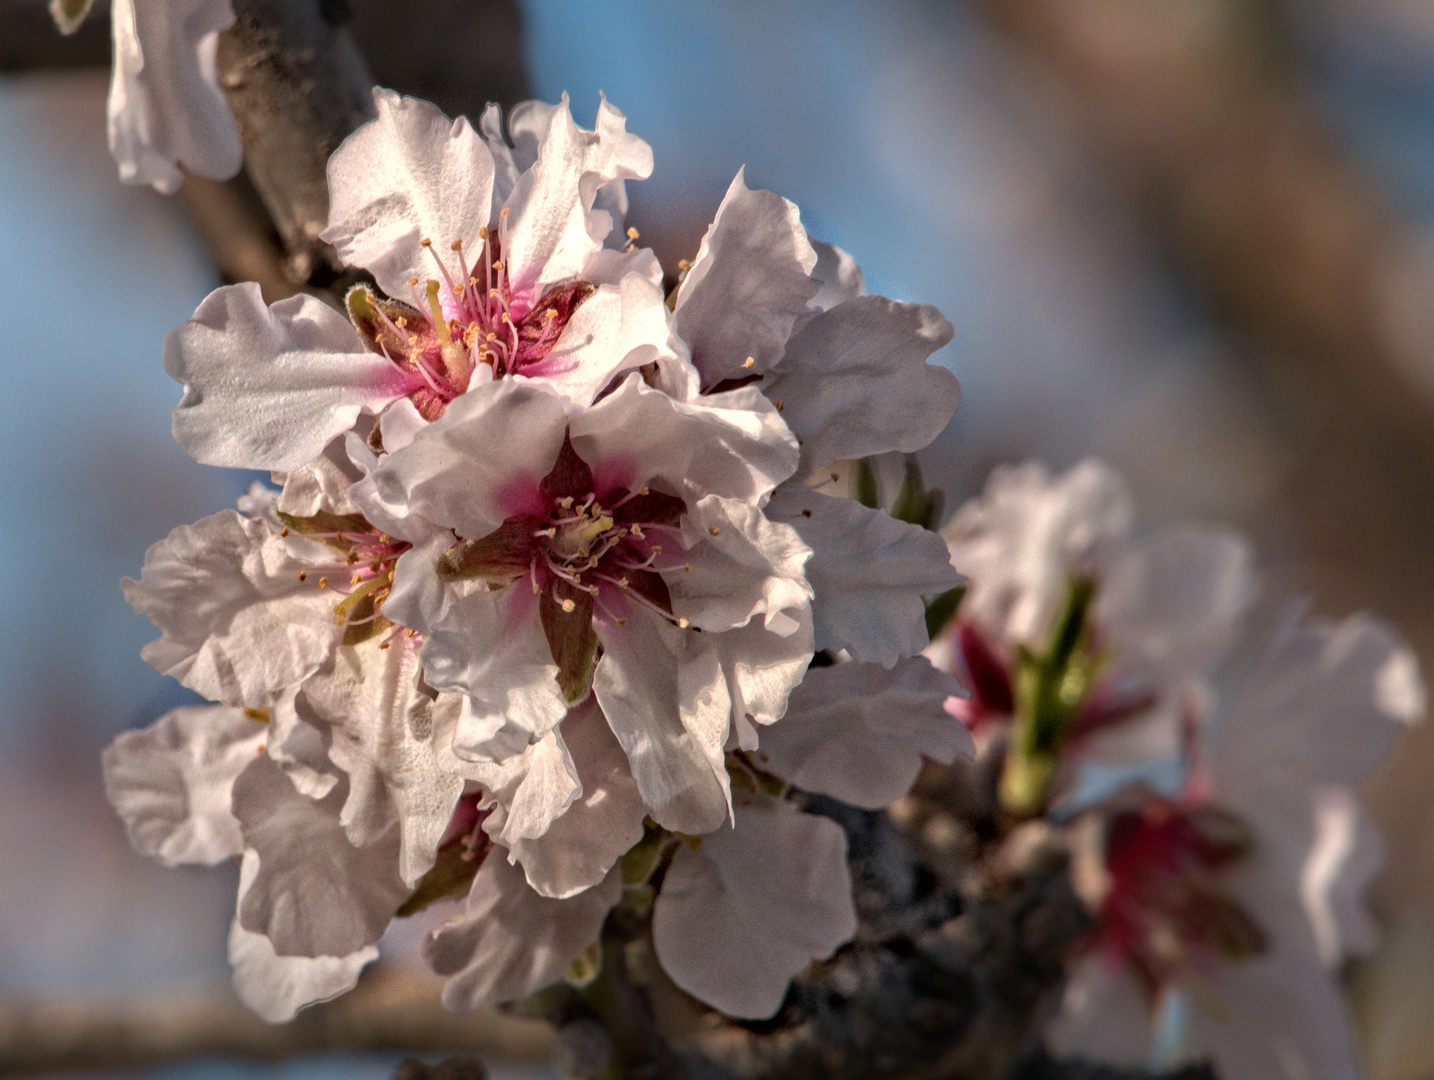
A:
570,374,797,505
763,295,959,480
672,169,818,387
107,0,242,194
425,856,622,1009
535,273,674,407
102,704,266,866
668,495,812,634
233,756,409,958
1044,955,1154,1069
465,727,580,849
944,459,1133,647
769,488,960,666
710,606,815,730
369,377,568,543
758,658,973,808
652,797,855,1019
123,509,341,707
594,609,731,834
228,851,377,1023
807,238,864,312
1302,785,1384,968
298,639,467,887
322,88,496,300
1098,525,1256,687
502,94,652,299
166,283,409,470
418,584,568,757
499,704,647,899
1212,612,1424,794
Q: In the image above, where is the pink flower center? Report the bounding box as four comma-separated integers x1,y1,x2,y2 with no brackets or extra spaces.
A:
349,208,595,422
1093,797,1265,991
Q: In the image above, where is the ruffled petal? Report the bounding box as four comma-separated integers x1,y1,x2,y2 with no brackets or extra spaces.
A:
807,238,864,312
672,169,818,387
424,857,622,1009
763,295,958,480
758,658,973,808
297,638,467,887
233,756,409,958
711,606,815,735
102,704,266,866
106,0,242,194
502,94,652,299
322,88,496,300
769,487,961,666
418,584,568,759
122,509,341,707
368,377,568,543
532,273,674,407
667,495,812,634
570,373,798,505
165,283,409,470
228,851,377,1023
594,608,731,834
652,797,855,1019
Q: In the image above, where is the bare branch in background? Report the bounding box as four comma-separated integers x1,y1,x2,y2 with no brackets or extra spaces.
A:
179,172,298,303
0,967,554,1076
216,0,375,285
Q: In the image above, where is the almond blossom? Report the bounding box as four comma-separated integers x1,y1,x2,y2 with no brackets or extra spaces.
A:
165,89,670,471
1048,608,1424,1080
354,374,814,835
929,459,1255,813
666,171,964,666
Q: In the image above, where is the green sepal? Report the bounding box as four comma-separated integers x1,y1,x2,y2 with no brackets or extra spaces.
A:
853,458,880,509
395,839,483,917
564,940,603,989
890,457,945,531
277,509,375,554
436,520,533,581
345,284,422,358
1000,575,1099,817
540,585,599,704
925,585,966,643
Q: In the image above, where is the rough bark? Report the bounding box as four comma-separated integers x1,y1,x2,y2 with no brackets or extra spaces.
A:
215,0,376,285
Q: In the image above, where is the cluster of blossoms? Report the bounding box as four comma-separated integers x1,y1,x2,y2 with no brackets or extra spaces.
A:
105,89,975,1022
927,461,1425,1080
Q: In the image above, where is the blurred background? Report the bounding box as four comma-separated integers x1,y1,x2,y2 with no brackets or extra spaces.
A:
4,0,1434,1076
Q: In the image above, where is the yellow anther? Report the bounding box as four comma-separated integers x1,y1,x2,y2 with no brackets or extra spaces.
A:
678,617,691,629
626,226,640,240
243,708,270,723
617,617,628,627
395,317,407,328
408,276,419,286
652,545,662,554
279,526,289,537
677,259,691,270
618,577,630,588
451,239,463,251
379,641,391,650
742,356,755,369
501,207,510,218
319,576,329,589
772,399,784,412
351,573,362,585
561,598,576,613
683,563,692,572
546,309,558,319
708,526,721,537
638,484,649,495
421,237,433,248
479,226,489,239
256,743,266,755
297,571,308,582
